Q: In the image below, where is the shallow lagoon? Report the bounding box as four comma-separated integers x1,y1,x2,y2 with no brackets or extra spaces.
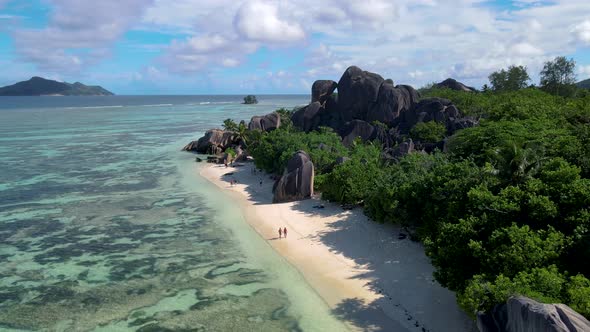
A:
0,96,347,331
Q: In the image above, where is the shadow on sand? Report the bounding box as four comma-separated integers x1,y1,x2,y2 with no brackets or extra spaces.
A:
215,163,476,332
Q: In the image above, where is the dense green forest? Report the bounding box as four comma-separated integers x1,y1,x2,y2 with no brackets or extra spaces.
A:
227,58,590,319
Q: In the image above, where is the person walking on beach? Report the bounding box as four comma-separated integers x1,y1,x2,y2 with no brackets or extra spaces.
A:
278,228,282,239
283,227,287,238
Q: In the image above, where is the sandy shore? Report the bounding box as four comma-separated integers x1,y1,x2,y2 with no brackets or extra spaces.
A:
200,163,476,332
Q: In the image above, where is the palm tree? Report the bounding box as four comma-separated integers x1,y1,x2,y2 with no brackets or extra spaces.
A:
222,118,238,132
236,121,249,148
493,141,546,184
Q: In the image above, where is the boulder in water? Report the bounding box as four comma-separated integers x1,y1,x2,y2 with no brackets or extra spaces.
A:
182,129,238,154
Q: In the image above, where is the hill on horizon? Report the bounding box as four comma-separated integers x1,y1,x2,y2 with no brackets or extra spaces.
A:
0,77,114,96
577,78,590,89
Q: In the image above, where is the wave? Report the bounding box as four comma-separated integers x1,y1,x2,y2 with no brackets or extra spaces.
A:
65,105,124,109
185,101,237,106
65,103,176,109
141,104,174,107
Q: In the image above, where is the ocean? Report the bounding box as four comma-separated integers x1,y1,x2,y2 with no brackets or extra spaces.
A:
0,96,348,331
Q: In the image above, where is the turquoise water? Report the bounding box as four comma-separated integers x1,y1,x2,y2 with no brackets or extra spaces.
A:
0,96,348,331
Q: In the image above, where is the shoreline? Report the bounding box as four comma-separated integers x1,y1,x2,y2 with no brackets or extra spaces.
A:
199,162,476,332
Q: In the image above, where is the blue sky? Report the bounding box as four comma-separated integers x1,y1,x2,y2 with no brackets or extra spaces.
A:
0,0,589,95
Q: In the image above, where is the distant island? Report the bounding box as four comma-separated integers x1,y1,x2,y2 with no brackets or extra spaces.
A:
0,77,114,96
242,95,258,104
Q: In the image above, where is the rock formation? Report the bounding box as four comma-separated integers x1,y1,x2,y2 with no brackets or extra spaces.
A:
337,66,385,122
477,296,590,332
436,78,477,92
311,80,337,104
366,83,420,126
292,102,322,132
291,66,478,149
248,112,281,132
382,139,415,162
273,151,314,203
339,120,377,147
182,129,238,154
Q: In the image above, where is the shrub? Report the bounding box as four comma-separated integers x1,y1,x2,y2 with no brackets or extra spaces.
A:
409,121,447,142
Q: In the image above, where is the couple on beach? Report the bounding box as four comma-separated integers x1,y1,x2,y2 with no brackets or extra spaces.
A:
278,227,288,239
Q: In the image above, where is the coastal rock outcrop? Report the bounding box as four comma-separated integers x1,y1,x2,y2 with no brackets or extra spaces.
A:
248,112,280,132
340,120,377,147
182,129,238,154
292,66,424,140
382,139,415,162
311,80,338,104
477,296,590,332
366,82,419,126
337,66,384,121
436,78,477,92
292,102,322,132
397,97,477,135
273,151,314,203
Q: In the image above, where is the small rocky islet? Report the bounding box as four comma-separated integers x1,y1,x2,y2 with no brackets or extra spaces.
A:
184,65,590,332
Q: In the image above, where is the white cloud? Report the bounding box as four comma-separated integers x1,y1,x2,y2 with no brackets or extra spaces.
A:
8,0,590,91
234,1,305,43
572,20,590,45
221,58,240,67
578,65,590,77
343,0,397,24
510,42,543,56
13,0,152,72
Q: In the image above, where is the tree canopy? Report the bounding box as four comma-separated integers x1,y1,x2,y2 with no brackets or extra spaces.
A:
540,56,577,97
488,65,531,92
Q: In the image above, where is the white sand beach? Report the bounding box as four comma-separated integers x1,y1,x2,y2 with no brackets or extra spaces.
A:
200,163,476,332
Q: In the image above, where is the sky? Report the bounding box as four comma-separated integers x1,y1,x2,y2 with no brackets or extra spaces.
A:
0,0,589,95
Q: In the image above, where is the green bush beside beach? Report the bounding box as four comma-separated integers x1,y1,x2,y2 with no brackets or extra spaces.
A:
227,60,590,319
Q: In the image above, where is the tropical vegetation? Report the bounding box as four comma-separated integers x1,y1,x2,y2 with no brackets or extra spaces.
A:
219,56,590,319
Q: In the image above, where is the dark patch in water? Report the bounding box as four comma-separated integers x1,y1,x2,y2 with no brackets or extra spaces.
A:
108,257,157,281
0,291,21,304
77,270,89,280
137,324,203,332
128,316,158,327
31,284,77,303
81,295,101,306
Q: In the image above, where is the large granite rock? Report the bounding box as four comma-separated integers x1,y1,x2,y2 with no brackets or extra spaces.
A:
397,97,463,134
273,151,314,203
248,112,280,132
339,120,376,147
337,66,384,121
292,102,322,132
311,80,337,104
182,129,238,154
477,296,590,332
436,78,477,92
367,82,420,126
289,66,477,148
382,139,415,162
